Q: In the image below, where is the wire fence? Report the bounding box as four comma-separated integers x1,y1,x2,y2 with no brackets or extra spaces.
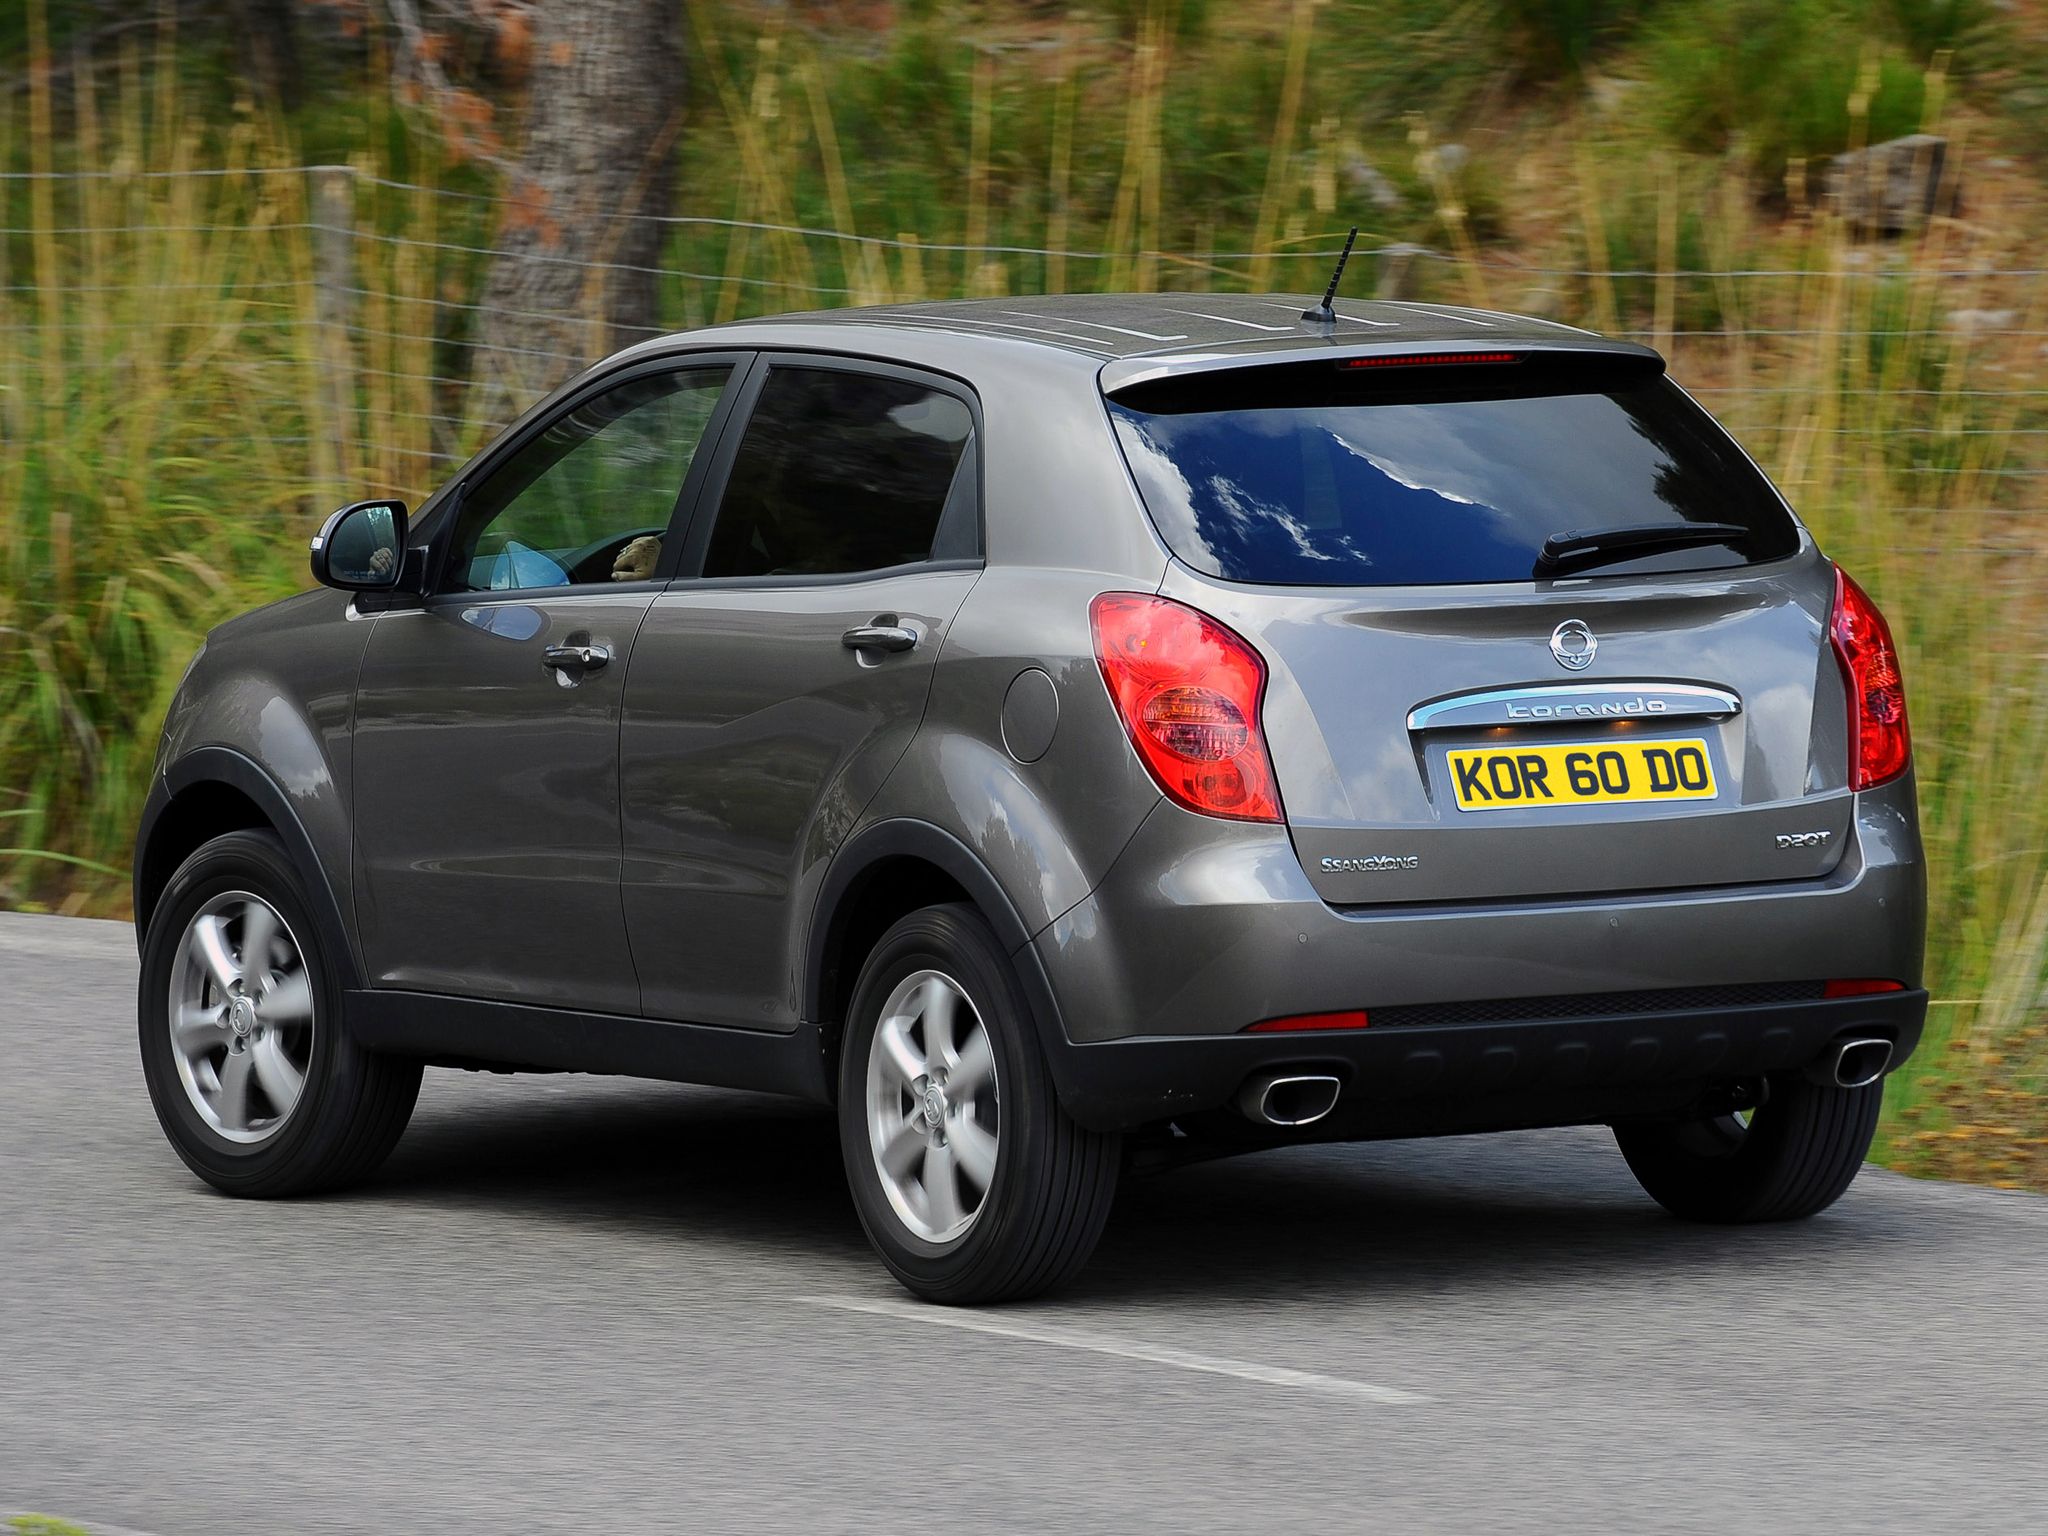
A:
4,161,2044,556
9,158,2048,1074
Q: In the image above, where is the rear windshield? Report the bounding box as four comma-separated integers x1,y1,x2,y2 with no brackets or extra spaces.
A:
1107,361,1799,587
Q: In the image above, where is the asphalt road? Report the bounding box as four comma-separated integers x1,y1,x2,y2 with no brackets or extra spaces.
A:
6,912,2047,1535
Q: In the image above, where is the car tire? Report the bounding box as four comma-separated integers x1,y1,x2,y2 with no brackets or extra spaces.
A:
138,829,422,1198
837,903,1119,1305
1613,1074,1883,1223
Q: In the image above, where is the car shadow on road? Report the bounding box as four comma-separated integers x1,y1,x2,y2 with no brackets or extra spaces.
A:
365,1072,1907,1301
373,1076,878,1266
1077,1135,1900,1303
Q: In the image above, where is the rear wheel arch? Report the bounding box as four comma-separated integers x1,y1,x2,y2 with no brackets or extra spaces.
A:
137,747,360,989
835,900,1120,1302
806,821,1072,1090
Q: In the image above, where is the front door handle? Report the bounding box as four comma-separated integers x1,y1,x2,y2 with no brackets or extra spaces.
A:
543,643,611,671
842,624,918,654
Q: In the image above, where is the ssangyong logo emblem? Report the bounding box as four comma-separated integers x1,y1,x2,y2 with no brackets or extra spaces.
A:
1550,619,1597,672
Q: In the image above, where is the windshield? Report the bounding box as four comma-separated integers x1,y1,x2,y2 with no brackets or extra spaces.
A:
1107,369,1800,587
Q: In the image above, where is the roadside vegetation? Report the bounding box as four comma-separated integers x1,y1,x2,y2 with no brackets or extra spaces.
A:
7,1517,95,1536
3,0,2044,1185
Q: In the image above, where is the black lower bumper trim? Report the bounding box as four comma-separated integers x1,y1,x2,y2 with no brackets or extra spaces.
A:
346,989,832,1102
1051,990,1929,1133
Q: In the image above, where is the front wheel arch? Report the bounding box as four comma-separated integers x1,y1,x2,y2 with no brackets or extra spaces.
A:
136,747,361,990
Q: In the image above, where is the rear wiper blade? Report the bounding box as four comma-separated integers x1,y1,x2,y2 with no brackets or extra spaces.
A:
1533,521,1749,577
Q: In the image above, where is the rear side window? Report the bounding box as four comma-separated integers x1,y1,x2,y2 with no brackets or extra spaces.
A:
703,366,975,579
1107,364,1799,587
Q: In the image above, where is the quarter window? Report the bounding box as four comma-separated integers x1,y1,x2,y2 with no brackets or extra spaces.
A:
703,366,975,579
442,365,732,593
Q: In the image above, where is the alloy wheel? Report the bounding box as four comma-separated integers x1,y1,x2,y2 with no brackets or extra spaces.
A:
166,891,316,1144
865,968,1000,1243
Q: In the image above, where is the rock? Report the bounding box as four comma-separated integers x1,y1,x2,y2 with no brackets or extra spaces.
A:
1947,309,2017,334
1586,73,1635,114
1342,153,1405,211
1824,134,1955,235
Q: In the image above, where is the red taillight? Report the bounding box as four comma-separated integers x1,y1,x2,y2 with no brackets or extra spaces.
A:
1245,1010,1370,1033
1829,565,1911,791
1823,978,1905,998
1091,592,1283,823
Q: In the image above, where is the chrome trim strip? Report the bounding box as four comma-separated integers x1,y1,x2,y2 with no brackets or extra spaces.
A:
1406,682,1743,732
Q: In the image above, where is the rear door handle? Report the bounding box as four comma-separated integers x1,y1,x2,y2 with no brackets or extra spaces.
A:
543,643,611,671
841,624,918,654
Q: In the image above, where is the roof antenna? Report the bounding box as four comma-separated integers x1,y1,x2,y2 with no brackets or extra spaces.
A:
1301,225,1359,328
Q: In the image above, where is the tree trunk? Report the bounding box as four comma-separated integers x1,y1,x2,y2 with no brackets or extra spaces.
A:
228,0,303,112
477,0,683,414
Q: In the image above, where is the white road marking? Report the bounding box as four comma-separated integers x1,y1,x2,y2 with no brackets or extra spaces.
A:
802,1293,1429,1405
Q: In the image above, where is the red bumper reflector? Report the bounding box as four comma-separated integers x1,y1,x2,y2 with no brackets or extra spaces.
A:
1246,1009,1370,1033
1823,978,1905,998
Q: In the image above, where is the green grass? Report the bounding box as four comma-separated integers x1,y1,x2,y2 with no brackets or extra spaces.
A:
2,0,2045,1184
9,1516,96,1536
1652,6,1924,177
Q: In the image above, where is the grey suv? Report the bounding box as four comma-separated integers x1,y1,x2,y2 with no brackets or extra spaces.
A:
135,294,1926,1303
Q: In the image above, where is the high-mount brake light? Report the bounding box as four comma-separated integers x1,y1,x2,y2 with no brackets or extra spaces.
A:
1091,593,1283,824
1829,565,1912,791
1823,978,1905,999
1339,351,1523,369
1245,1010,1370,1033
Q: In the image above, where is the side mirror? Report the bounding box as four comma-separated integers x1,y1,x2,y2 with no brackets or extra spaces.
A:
311,500,410,591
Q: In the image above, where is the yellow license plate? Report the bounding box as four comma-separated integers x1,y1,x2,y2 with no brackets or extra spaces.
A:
1446,737,1717,812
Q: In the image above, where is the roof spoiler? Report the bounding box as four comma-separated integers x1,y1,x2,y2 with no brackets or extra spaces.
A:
1100,339,1667,408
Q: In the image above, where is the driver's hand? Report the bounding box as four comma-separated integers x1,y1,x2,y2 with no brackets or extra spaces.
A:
611,535,661,582
368,546,395,576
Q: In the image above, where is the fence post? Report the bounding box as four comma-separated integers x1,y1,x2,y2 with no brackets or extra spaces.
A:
307,164,355,498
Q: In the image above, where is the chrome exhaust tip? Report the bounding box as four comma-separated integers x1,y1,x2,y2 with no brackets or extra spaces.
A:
1237,1071,1342,1128
1806,1036,1894,1090
1832,1037,1894,1089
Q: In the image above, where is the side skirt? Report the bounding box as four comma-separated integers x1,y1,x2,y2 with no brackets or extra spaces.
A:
345,989,832,1103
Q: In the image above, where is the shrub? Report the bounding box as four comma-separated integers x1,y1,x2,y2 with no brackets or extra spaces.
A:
1885,0,1996,59
1497,0,1659,79
1647,0,1928,179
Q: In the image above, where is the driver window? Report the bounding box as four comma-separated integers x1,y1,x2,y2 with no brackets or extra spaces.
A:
442,364,732,594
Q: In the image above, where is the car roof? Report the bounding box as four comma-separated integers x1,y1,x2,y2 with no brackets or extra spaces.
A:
673,292,1657,395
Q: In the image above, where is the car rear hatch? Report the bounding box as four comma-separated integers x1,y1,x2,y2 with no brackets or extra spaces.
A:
1106,345,1853,907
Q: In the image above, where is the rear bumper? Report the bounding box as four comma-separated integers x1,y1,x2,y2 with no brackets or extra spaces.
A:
1041,987,1927,1133
1028,776,1926,1131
